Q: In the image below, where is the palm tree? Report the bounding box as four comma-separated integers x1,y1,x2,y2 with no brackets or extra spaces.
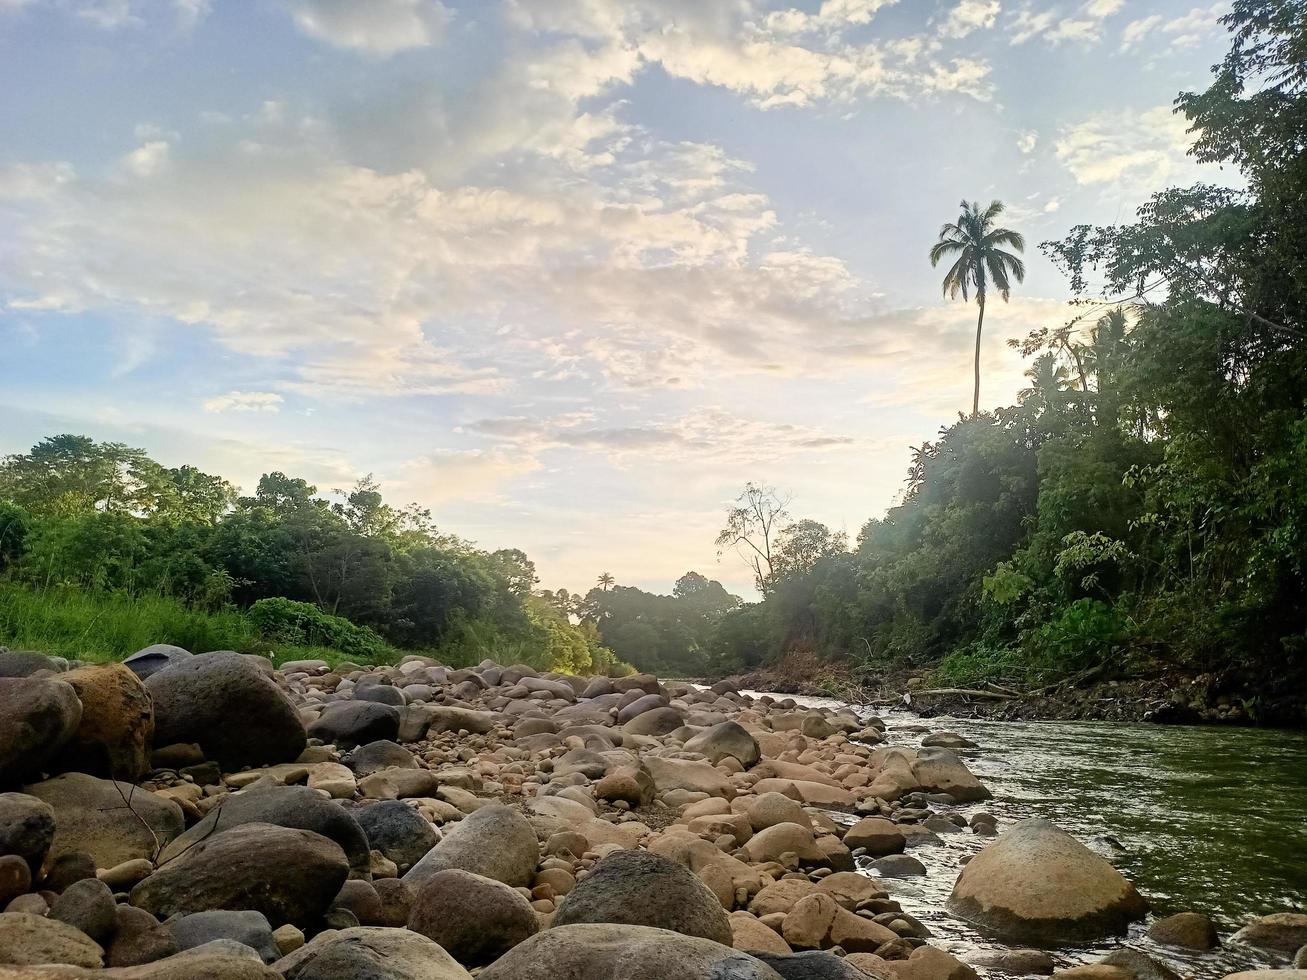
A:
596,572,615,591
929,200,1026,416
1019,352,1070,417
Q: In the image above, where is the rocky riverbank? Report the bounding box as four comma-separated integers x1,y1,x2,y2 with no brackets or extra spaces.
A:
0,644,1304,979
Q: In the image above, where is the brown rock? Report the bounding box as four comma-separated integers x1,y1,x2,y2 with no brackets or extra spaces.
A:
52,664,154,781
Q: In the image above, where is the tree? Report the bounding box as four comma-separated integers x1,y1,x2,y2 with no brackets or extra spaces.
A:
772,519,848,580
597,571,615,591
715,483,792,593
930,200,1027,416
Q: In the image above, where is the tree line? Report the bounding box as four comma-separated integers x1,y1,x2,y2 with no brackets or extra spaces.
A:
690,1,1307,710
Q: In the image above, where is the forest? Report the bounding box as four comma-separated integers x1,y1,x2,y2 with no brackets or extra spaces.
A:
1,2,1303,708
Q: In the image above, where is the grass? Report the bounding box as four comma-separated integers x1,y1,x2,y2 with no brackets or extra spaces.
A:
0,583,405,668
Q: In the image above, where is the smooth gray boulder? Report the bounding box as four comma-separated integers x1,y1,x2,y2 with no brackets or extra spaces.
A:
169,910,279,963
354,800,439,873
0,677,82,784
408,869,539,967
23,772,184,868
0,791,56,874
146,651,305,770
0,911,104,968
403,804,537,888
124,644,193,680
683,721,761,767
275,926,472,979
307,701,401,748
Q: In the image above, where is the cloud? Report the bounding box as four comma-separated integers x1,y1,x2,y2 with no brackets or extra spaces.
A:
940,0,1000,38
1008,0,1123,46
283,0,450,54
1120,4,1226,52
203,391,284,413
1017,130,1038,153
1,0,209,29
392,448,542,504
1055,104,1203,191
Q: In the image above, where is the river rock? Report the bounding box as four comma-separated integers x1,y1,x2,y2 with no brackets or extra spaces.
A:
781,892,898,952
922,733,978,749
146,651,305,770
408,868,539,966
1098,948,1180,980
1232,913,1307,953
423,706,499,735
730,911,793,955
554,849,732,944
871,853,926,877
644,756,734,799
307,701,401,749
275,925,473,979
843,816,906,856
24,772,184,868
744,822,826,865
970,949,1057,974
158,785,370,876
50,877,118,944
0,650,61,677
0,791,56,874
683,721,761,767
1220,973,1307,980
0,911,104,967
1147,911,1219,950
747,793,809,832
52,663,155,781
477,923,785,980
131,823,349,928
880,945,980,980
948,818,1148,943
753,950,876,979
403,804,537,888
123,644,193,680
343,740,416,776
0,676,82,784
106,905,179,967
911,748,989,801
169,909,280,963
354,800,439,872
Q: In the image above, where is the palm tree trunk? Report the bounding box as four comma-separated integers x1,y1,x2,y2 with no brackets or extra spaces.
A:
972,294,986,416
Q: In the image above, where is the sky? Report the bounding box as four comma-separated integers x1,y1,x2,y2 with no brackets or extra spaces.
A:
0,0,1236,597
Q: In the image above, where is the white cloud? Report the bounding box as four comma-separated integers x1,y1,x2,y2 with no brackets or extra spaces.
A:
392,448,541,504
1121,4,1226,52
202,391,284,413
1017,130,1038,153
284,0,450,54
1055,104,1207,193
1,0,209,29
1008,0,1124,46
123,140,170,177
941,0,1000,38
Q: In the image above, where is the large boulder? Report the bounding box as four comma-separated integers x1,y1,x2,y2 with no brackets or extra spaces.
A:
948,819,1148,943
275,926,472,979
146,652,305,770
169,909,279,963
403,804,537,888
354,800,439,873
131,823,349,929
124,644,193,680
0,677,82,784
23,948,281,978
843,817,905,856
1147,911,1219,950
912,747,990,802
477,923,785,980
307,702,401,749
644,756,734,799
1232,913,1307,953
0,911,104,967
23,772,184,868
754,951,876,980
0,791,56,875
408,869,539,967
553,850,732,944
52,663,154,781
158,785,370,876
683,721,761,767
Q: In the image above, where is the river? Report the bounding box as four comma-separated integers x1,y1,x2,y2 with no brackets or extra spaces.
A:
746,693,1307,978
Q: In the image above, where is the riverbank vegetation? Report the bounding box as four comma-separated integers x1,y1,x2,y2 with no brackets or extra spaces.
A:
682,3,1307,716
0,439,618,674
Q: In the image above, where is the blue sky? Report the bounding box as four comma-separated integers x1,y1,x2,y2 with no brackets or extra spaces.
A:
0,0,1233,595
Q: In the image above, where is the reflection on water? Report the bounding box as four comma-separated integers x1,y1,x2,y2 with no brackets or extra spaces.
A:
745,692,1307,977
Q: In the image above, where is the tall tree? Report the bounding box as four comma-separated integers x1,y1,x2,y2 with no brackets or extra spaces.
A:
930,200,1027,416
715,483,792,593
597,571,615,591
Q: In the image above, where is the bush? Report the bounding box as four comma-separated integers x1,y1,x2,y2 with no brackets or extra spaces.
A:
247,597,389,661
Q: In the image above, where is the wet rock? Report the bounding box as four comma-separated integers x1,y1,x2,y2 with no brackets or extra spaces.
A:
871,854,926,878
49,877,117,945
308,701,401,749
131,823,349,929
477,923,785,980
158,785,370,877
24,772,184,868
0,791,56,875
1220,973,1307,980
51,663,154,781
147,651,305,770
948,819,1147,944
0,911,104,968
0,676,82,784
879,945,979,980
354,800,439,873
169,909,279,963
275,926,472,979
969,949,1056,975
123,644,193,681
1098,948,1180,980
921,733,978,749
403,804,538,888
754,950,877,979
408,868,539,966
554,849,732,944
1231,913,1307,953
1147,911,1219,950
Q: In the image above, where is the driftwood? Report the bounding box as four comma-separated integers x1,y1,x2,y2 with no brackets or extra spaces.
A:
910,687,1016,700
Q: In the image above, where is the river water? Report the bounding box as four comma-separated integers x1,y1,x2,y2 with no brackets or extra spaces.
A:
747,693,1307,977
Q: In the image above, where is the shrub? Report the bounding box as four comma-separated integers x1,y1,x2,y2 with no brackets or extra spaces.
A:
247,597,388,661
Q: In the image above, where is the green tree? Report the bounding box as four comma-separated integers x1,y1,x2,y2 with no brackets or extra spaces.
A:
930,200,1027,416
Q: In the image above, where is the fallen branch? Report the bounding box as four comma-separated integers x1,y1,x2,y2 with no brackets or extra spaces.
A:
910,687,1016,700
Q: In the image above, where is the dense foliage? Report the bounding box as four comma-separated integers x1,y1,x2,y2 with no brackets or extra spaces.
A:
0,437,616,673
701,2,1307,706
